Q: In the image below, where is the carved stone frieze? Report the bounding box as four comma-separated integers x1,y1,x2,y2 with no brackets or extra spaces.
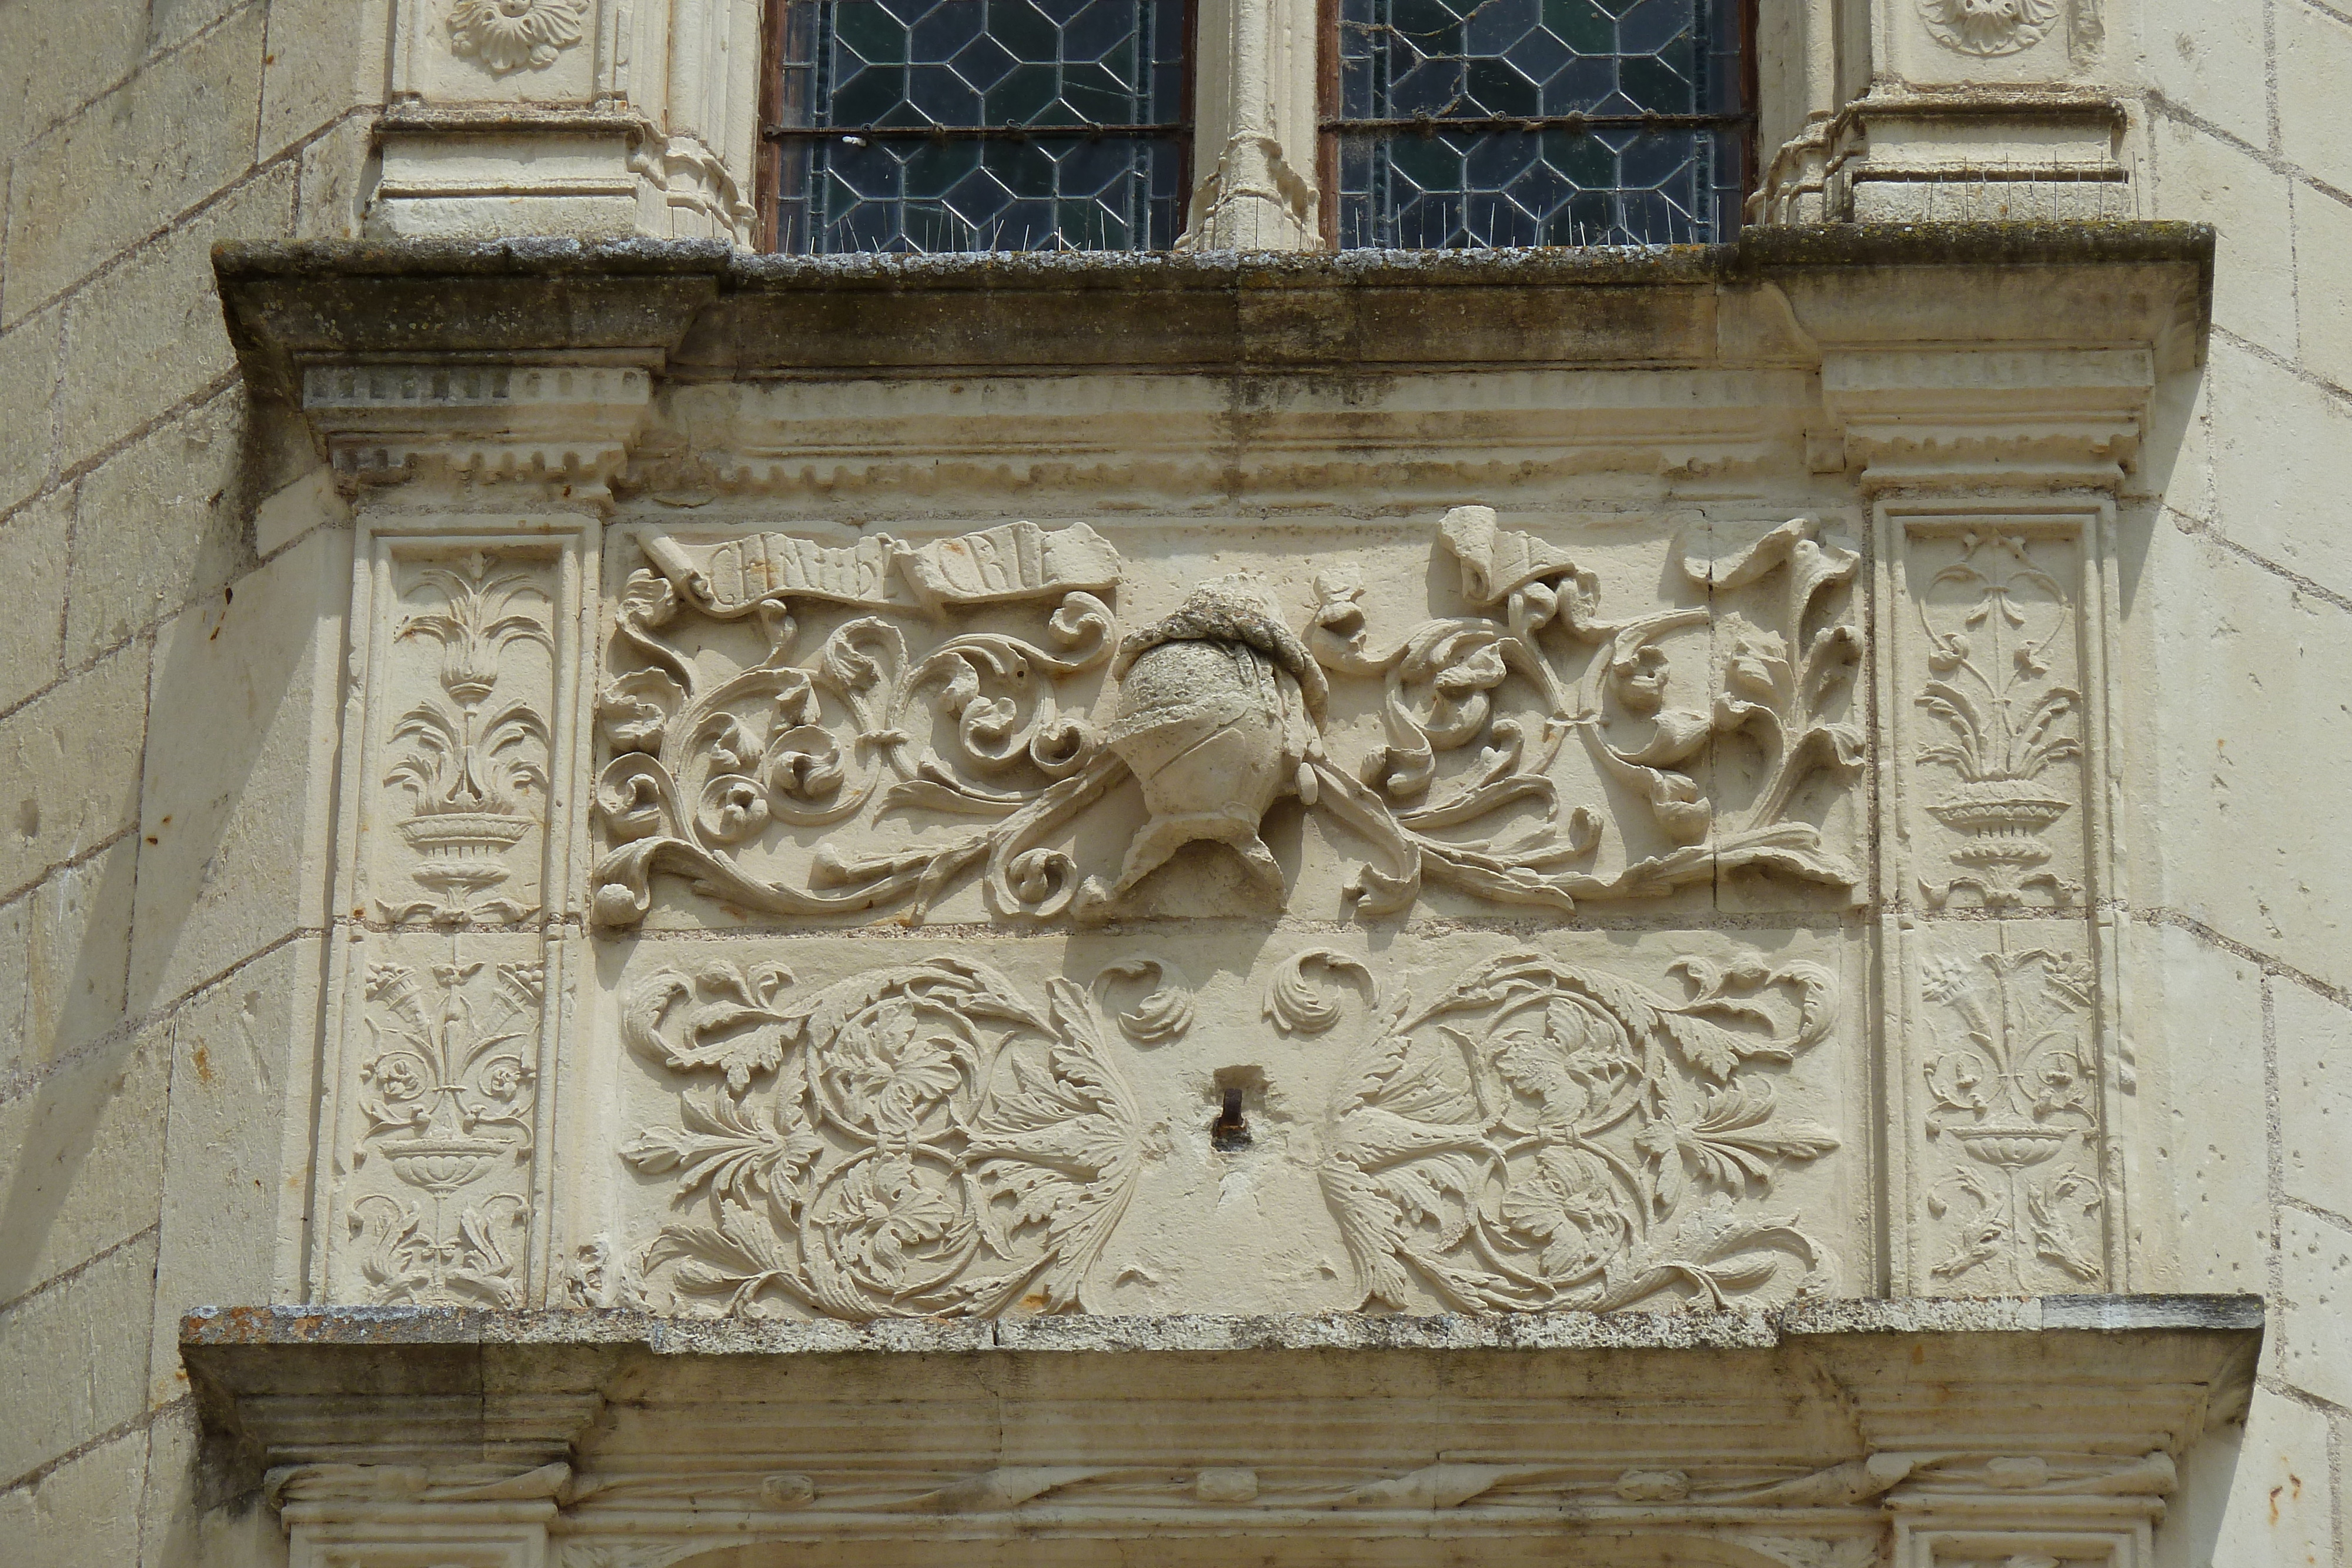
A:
589,508,1863,929
591,931,1860,1321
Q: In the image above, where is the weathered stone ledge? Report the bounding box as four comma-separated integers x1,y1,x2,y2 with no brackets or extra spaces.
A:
213,223,2215,400
185,1293,2260,1358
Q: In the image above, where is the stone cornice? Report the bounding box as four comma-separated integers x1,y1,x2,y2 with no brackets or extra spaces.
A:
215,225,2214,389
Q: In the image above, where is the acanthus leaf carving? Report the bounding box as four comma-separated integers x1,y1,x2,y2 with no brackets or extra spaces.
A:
1917,944,2105,1289
620,957,1142,1319
347,943,543,1306
1318,948,1841,1312
592,510,1863,929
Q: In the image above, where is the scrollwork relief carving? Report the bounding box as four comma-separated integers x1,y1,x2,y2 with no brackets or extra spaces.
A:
1917,944,2105,1289
618,957,1142,1319
1318,948,1842,1312
1319,507,1865,902
346,945,542,1305
591,510,1862,927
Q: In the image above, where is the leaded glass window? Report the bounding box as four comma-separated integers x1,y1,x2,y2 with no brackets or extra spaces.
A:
1327,0,1748,248
766,0,1190,253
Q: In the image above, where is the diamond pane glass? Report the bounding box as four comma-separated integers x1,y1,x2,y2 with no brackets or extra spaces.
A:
772,0,1186,253
1335,0,1745,248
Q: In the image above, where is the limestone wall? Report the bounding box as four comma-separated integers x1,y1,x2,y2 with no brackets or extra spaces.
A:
2127,3,2352,1564
0,0,2347,1563
0,0,366,1557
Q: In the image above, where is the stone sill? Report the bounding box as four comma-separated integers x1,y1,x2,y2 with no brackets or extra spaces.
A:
183,1293,2260,1358
213,223,2215,400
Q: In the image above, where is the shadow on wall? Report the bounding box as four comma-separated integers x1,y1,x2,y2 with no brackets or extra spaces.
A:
0,389,323,1308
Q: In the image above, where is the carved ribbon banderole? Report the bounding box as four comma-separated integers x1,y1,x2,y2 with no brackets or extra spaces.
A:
643,520,1122,618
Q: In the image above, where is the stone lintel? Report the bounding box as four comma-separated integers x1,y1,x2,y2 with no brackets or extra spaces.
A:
185,1298,2259,1564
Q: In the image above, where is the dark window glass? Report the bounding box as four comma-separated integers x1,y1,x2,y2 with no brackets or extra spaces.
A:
1329,0,1747,248
767,0,1189,253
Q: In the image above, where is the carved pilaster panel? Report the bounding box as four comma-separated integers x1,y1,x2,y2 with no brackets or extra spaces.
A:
1899,920,2110,1295
1895,519,2092,914
315,524,599,1306
1879,502,2127,1296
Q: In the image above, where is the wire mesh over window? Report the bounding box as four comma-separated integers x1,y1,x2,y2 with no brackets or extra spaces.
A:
766,0,1188,253
1329,0,1747,249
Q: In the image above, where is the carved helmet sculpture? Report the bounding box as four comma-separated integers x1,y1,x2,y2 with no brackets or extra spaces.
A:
1077,574,1329,917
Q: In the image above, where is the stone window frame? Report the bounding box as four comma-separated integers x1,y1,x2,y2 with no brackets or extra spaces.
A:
750,0,1835,252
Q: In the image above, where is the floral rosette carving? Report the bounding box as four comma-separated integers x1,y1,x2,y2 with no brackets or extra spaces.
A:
1917,0,2060,55
1918,947,2104,1288
448,0,587,73
1318,948,1842,1312
620,957,1142,1319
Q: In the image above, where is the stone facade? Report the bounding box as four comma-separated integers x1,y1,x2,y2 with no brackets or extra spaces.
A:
0,0,2343,1564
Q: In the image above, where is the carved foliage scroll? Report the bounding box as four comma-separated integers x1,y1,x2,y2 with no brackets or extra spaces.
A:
1316,948,1843,1312
590,510,1864,927
619,957,1142,1319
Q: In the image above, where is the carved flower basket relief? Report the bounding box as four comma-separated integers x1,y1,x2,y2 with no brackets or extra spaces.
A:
382,554,552,925
1912,531,2084,909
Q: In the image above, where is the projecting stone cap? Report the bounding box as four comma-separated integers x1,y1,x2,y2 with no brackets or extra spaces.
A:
213,225,2214,389
183,1297,2259,1564
213,237,733,406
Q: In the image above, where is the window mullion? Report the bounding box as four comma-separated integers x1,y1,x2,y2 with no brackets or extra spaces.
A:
1174,0,1324,250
